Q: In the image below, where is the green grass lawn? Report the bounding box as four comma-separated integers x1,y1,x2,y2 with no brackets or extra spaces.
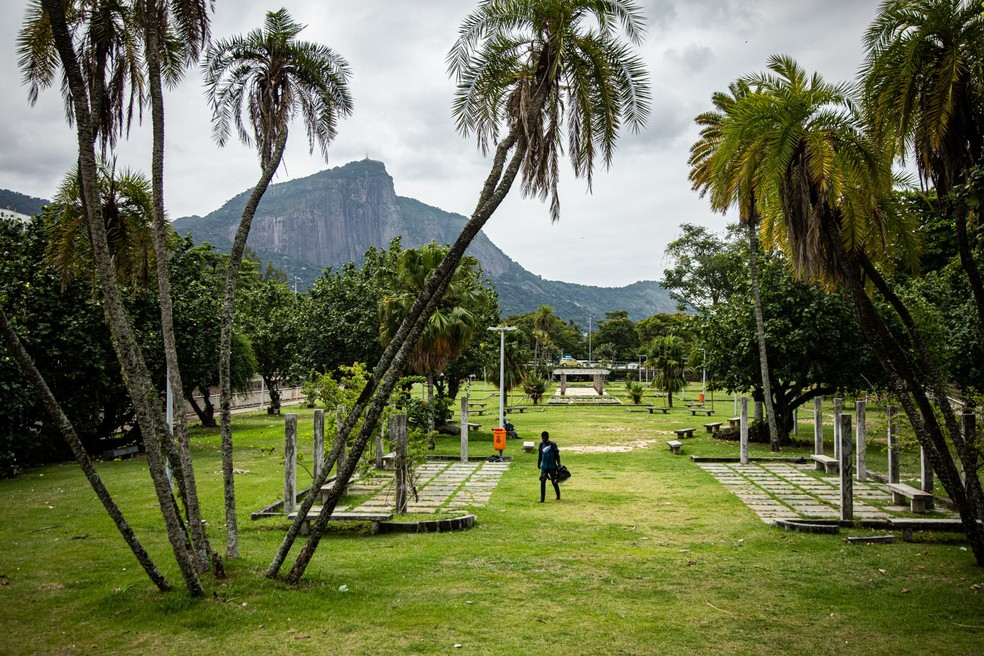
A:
1,395,981,655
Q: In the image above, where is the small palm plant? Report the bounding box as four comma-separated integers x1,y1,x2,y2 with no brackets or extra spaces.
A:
523,374,550,405
625,380,645,404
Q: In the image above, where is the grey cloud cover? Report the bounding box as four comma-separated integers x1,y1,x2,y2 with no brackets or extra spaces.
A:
0,0,880,288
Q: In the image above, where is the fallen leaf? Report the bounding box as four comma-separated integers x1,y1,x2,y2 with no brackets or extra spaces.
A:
878,569,886,574
901,588,910,593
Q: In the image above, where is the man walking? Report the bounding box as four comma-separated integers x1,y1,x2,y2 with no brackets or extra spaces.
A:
537,431,561,502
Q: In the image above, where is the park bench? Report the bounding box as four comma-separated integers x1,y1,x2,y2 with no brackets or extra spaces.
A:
811,454,839,474
523,441,535,453
287,507,394,535
505,407,525,414
690,408,714,416
449,422,482,432
648,407,669,414
887,483,934,513
728,417,741,429
468,402,487,408
666,440,683,454
626,407,650,413
470,409,485,415
703,422,722,434
673,428,695,439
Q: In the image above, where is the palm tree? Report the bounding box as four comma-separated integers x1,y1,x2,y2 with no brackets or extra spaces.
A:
203,7,353,559
22,0,204,595
46,159,156,292
729,54,984,563
139,0,214,573
531,305,560,370
379,242,488,436
861,0,984,330
646,336,687,408
268,0,650,584
688,79,783,450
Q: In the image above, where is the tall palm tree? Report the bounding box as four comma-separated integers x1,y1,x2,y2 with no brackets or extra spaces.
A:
730,54,984,563
861,0,984,330
23,0,204,595
379,242,487,435
138,0,214,573
688,79,783,450
531,305,560,370
646,335,687,408
203,8,353,559
269,0,650,583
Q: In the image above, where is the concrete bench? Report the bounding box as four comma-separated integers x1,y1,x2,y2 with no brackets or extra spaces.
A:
811,454,839,474
703,422,722,433
287,507,394,535
450,422,482,432
470,409,485,415
468,402,487,408
728,417,741,429
505,407,525,414
667,440,683,454
648,407,669,414
523,441,535,453
690,408,714,416
673,428,695,439
887,483,934,513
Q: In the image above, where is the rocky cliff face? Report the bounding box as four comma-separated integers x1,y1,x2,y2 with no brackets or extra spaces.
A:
172,159,673,321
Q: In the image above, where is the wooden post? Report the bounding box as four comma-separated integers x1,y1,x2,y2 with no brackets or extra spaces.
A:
312,409,325,483
390,414,408,514
961,412,976,485
814,396,823,455
375,421,385,470
460,396,469,463
887,405,900,484
833,398,843,460
840,413,854,522
740,396,749,465
920,446,934,495
335,405,348,496
284,414,297,513
855,400,867,482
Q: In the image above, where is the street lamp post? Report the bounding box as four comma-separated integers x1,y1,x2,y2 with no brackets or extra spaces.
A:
488,326,517,430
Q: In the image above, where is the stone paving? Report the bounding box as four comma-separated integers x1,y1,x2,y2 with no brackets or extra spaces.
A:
696,461,957,523
338,460,509,515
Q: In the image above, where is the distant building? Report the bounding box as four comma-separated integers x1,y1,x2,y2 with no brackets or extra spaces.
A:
0,209,31,222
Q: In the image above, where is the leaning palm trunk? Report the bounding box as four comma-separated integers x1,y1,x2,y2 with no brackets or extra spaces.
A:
218,130,289,559
0,309,171,592
746,216,781,450
268,130,526,581
818,211,984,564
143,0,212,573
39,0,203,596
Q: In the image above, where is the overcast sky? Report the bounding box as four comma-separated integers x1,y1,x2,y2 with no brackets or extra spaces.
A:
0,0,882,287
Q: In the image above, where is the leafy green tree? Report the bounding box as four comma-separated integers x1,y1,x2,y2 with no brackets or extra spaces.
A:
660,223,743,310
636,312,693,346
594,311,639,361
271,0,650,583
697,252,882,439
204,7,353,559
239,276,300,415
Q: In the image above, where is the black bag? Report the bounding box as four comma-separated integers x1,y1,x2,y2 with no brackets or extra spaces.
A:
555,464,571,483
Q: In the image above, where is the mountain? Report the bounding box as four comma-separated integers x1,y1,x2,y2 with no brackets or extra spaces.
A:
172,160,675,321
0,189,49,217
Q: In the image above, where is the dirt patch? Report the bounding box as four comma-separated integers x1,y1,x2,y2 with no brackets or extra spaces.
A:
564,439,659,453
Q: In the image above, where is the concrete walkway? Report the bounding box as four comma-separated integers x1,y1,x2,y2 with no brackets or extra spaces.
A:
337,460,510,515
697,461,957,523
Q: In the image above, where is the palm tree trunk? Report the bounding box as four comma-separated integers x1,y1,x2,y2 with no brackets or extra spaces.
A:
218,129,289,559
818,211,984,564
269,127,529,581
143,0,211,572
746,218,781,451
1,308,171,592
41,0,203,596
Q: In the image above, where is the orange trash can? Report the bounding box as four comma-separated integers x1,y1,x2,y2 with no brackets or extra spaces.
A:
493,427,507,451
699,392,705,403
